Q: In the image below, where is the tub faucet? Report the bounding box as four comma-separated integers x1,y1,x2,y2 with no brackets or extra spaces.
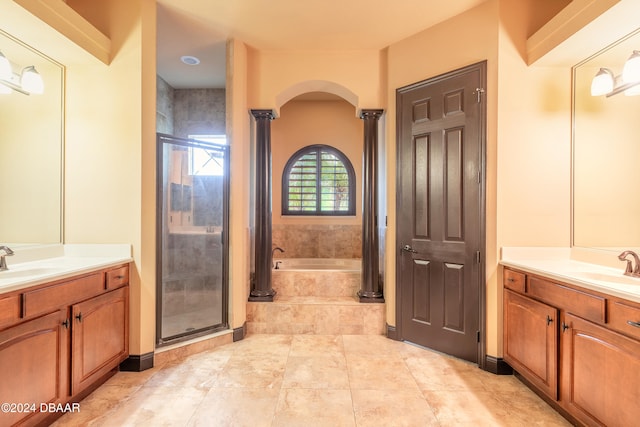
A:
0,245,14,271
272,247,284,268
618,250,640,277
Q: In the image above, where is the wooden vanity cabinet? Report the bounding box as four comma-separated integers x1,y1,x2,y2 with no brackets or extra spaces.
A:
503,266,640,426
0,309,69,427
503,289,558,399
561,313,640,427
0,264,129,427
72,286,129,395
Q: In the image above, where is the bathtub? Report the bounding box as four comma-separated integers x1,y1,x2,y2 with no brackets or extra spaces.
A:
273,258,361,272
272,258,361,297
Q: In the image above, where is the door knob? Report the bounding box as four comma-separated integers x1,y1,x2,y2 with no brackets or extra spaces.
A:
402,244,418,253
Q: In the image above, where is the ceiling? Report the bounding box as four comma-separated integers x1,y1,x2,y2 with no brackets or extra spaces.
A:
156,0,488,89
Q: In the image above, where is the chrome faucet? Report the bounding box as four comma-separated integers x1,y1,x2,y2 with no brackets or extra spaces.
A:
272,247,284,268
0,245,14,271
618,250,640,277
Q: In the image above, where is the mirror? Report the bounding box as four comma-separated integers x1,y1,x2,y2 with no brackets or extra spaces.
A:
0,29,64,244
573,28,640,249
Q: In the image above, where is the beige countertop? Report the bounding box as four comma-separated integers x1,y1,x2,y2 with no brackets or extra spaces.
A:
500,247,640,303
0,244,132,294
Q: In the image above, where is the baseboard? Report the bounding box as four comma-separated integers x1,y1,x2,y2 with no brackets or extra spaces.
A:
233,322,246,342
119,352,154,372
386,324,399,340
484,355,513,375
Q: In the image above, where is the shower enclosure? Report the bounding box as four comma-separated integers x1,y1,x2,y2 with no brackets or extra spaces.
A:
156,134,229,345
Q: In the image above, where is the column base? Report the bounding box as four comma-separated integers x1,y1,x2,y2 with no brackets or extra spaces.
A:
248,289,277,302
357,290,385,303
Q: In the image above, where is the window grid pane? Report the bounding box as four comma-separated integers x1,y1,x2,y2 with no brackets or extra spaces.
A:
284,145,354,215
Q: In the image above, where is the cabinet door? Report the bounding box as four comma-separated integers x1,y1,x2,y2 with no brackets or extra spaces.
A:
72,286,129,395
503,289,558,399
561,313,640,427
0,310,69,427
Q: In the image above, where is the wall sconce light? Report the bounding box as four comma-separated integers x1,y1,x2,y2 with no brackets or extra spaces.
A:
591,49,640,97
591,68,615,96
0,49,44,95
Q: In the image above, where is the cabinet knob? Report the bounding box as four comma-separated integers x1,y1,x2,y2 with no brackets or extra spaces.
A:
562,322,570,332
62,319,70,329
75,313,83,322
546,315,553,326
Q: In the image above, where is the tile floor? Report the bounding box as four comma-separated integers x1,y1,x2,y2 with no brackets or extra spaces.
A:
52,334,570,427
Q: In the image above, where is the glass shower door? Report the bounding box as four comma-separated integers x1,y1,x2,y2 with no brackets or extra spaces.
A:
156,134,229,345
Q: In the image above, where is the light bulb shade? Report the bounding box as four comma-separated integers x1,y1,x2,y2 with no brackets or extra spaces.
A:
622,50,640,84
0,51,11,81
624,84,640,96
20,65,44,94
591,68,615,96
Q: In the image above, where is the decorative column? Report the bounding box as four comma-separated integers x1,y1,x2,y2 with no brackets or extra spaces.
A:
358,109,385,303
249,109,276,302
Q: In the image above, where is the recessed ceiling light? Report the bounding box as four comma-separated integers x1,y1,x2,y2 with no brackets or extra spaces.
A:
181,55,200,65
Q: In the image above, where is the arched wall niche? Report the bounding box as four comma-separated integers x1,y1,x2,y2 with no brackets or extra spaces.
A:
274,80,360,117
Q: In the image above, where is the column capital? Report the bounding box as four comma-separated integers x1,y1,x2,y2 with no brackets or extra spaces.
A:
251,109,276,120
359,109,384,120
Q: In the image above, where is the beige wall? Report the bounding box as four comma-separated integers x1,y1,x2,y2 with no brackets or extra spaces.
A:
4,0,588,362
226,39,251,330
495,1,572,356
247,48,386,114
2,0,158,356
386,0,500,353
63,0,157,356
384,0,572,357
271,99,363,225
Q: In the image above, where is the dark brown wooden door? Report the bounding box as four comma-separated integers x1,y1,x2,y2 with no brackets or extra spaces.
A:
397,62,485,363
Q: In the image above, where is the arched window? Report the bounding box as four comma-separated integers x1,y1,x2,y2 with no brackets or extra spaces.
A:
282,144,356,216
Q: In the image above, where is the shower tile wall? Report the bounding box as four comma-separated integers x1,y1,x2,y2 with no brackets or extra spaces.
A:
156,76,174,135
174,88,226,138
272,224,361,258
155,75,226,138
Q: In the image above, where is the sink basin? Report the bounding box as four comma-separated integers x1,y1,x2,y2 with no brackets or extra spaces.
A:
572,271,640,286
0,267,63,280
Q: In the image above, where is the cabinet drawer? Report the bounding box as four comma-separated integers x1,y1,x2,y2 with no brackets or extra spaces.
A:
528,277,606,323
503,269,525,293
608,300,640,340
0,294,21,330
23,273,104,318
106,265,129,290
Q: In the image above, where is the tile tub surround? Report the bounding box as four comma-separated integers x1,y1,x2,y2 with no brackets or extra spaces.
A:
272,269,360,297
250,258,385,334
50,334,570,426
272,224,361,259
247,297,386,335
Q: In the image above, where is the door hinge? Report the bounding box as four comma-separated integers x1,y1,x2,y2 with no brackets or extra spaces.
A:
476,251,481,263
474,88,485,103
477,331,481,342
477,170,481,184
